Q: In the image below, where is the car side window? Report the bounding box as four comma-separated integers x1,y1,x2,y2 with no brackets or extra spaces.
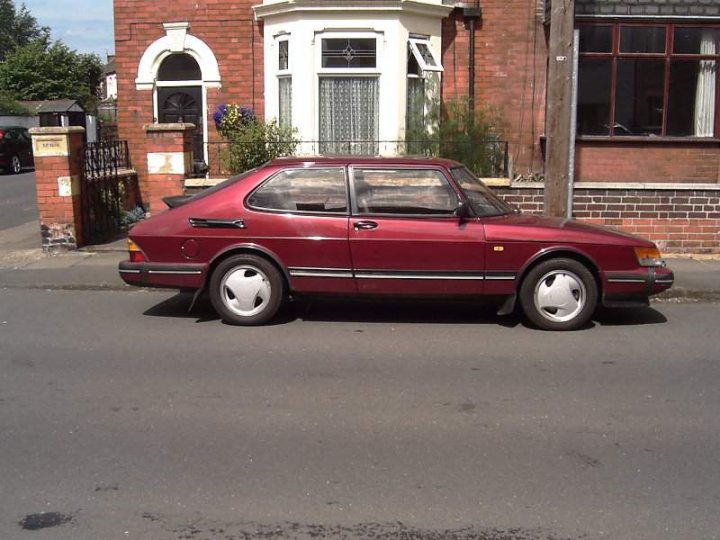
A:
247,168,348,214
352,168,459,216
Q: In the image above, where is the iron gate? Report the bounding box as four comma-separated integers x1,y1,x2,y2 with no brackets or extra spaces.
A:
81,140,135,244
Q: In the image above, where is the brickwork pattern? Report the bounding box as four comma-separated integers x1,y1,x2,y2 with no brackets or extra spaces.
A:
114,0,264,205
575,0,720,17
496,186,720,253
576,142,720,184
31,132,85,250
441,4,548,175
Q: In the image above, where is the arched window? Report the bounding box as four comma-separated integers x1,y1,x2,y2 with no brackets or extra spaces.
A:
158,53,202,82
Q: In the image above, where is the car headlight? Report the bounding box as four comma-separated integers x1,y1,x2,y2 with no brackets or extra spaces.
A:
634,246,666,267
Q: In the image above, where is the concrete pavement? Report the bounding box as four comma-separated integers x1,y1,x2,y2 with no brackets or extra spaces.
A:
0,220,718,299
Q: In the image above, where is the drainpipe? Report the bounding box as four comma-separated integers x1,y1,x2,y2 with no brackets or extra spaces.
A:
461,3,481,113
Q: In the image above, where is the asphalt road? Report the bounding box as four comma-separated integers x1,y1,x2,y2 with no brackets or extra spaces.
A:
0,289,719,540
0,170,38,230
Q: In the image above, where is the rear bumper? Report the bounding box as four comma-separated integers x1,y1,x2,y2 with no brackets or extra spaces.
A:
119,261,206,289
602,267,674,307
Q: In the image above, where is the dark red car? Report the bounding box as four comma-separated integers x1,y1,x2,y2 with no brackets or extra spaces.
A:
120,157,673,330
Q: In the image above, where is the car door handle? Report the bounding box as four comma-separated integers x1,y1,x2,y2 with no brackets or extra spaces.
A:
353,220,378,230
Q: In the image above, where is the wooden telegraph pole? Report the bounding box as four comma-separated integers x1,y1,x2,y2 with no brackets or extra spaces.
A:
544,0,576,217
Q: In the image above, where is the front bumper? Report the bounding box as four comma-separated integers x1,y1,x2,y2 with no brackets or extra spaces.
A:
602,267,674,307
119,261,206,289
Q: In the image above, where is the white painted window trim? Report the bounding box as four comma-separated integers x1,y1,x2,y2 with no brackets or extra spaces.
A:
409,37,443,72
315,31,383,76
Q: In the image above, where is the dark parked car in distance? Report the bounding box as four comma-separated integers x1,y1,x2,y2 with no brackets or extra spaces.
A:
0,126,34,174
120,157,674,330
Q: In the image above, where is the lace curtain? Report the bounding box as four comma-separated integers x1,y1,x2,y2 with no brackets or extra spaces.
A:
695,30,717,137
278,77,292,129
319,77,379,155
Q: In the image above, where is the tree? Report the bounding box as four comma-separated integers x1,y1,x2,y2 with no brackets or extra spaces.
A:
0,40,103,111
0,0,49,61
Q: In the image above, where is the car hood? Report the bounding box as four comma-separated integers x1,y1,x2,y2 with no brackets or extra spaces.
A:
483,214,654,247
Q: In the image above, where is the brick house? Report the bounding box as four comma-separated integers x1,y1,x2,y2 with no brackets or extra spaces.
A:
113,0,720,252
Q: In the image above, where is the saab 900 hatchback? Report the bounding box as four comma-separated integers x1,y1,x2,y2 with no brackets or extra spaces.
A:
119,157,673,330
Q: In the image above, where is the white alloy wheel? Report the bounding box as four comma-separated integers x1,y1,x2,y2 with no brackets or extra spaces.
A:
533,269,587,323
11,156,22,174
519,258,598,331
220,265,272,318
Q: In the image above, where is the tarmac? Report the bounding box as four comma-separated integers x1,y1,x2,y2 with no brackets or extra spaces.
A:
0,219,719,300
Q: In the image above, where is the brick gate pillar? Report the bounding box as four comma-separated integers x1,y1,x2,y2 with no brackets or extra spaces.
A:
29,126,86,251
143,123,195,216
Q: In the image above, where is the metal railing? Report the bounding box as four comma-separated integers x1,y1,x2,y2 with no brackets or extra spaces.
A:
203,139,509,178
82,140,131,178
81,140,137,244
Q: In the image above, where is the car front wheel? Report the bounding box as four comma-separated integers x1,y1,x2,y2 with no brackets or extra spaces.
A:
11,155,22,174
519,258,597,331
209,254,284,326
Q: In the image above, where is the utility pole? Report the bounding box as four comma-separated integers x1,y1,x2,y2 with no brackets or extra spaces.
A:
544,0,575,217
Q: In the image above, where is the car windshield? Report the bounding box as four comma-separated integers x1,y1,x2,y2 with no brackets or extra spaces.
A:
450,166,514,217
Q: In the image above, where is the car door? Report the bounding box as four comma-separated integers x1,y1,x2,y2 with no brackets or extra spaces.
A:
349,166,486,296
244,166,356,295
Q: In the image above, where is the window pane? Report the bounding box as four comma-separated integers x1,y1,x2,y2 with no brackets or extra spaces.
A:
579,25,612,53
278,40,289,70
157,54,202,81
620,26,666,54
667,60,717,137
674,27,720,55
248,168,347,213
406,77,426,140
278,77,292,128
577,59,612,135
319,77,379,155
615,59,665,136
354,169,457,215
322,38,376,69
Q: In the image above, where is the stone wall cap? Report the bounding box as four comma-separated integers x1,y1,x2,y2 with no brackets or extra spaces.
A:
29,126,85,135
144,123,196,132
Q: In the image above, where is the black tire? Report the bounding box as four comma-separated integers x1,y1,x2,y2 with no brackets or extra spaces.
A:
10,155,22,174
519,258,598,331
209,254,284,326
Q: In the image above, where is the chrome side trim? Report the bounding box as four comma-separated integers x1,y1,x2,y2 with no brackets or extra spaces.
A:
355,271,484,281
655,279,675,284
119,269,141,274
607,278,646,283
289,267,354,278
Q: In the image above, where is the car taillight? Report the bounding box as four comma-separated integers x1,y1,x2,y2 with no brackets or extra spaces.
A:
634,246,665,267
127,239,146,263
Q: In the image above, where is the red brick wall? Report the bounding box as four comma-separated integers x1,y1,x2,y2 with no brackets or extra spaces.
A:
496,185,720,254
576,141,720,183
114,0,263,204
441,3,547,176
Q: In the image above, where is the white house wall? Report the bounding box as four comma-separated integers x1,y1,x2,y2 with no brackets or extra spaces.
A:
261,10,445,155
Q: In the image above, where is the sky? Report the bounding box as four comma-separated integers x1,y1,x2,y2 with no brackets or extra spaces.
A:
21,0,114,60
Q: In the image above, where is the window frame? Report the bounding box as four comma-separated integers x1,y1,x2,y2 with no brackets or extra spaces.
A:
577,21,720,139
275,34,292,128
245,166,350,216
408,38,443,73
349,166,461,218
316,32,382,76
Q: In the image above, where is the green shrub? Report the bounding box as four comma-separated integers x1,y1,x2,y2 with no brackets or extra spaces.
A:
214,104,298,174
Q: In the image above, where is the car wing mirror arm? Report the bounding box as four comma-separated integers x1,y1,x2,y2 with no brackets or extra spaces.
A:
454,200,473,224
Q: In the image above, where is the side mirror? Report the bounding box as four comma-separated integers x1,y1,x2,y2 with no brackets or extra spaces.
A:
454,201,473,223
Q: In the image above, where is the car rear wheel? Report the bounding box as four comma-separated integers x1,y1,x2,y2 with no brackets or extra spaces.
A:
519,258,597,331
10,155,22,174
209,254,284,326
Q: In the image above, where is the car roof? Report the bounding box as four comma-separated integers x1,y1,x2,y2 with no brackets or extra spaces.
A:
265,156,463,168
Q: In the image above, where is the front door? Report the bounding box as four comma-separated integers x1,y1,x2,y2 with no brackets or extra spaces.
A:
157,86,204,166
349,166,486,296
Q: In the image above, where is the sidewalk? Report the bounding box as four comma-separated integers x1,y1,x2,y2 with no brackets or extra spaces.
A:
0,221,718,299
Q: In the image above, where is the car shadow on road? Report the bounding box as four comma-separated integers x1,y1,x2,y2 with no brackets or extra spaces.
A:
143,293,668,329
142,293,523,327
593,306,668,326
